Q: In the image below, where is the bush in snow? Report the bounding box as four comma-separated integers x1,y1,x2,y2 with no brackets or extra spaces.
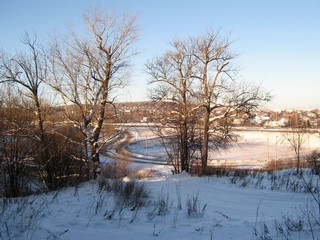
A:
0,194,51,239
102,161,130,180
307,150,320,175
98,177,150,222
147,187,171,220
112,180,149,208
186,192,207,218
0,135,33,198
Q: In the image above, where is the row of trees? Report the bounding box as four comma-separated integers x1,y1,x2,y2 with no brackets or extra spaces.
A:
0,8,139,196
147,34,271,174
0,7,270,196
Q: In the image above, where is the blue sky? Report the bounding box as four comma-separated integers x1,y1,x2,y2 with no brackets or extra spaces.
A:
1,0,319,109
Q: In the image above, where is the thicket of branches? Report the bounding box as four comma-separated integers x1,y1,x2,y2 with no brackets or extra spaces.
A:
147,31,271,175
0,8,139,197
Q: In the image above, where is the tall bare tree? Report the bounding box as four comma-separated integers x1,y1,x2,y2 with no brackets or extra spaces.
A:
147,39,198,173
0,34,47,145
48,9,139,178
191,31,271,174
147,31,271,175
0,34,56,187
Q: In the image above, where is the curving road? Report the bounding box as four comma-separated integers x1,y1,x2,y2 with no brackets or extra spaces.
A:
103,129,169,166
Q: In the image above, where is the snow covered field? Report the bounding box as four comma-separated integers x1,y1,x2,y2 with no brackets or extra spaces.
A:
209,130,320,168
1,128,320,239
1,170,319,239
127,128,320,169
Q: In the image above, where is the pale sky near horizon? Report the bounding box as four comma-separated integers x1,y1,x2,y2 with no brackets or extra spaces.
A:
1,0,319,110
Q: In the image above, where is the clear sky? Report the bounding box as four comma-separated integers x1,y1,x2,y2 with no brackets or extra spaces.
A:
1,0,319,109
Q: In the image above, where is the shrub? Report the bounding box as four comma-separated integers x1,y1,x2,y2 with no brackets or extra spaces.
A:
0,125,87,196
0,195,51,239
36,128,87,190
109,180,149,208
307,150,320,175
186,192,207,218
128,168,163,180
147,188,171,221
102,161,130,180
0,135,34,197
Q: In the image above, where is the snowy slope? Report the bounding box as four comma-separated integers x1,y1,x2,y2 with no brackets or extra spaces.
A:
2,128,319,239
1,170,319,240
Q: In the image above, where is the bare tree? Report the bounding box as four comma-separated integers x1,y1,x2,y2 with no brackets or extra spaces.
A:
48,8,139,178
282,127,308,174
0,34,58,187
147,32,270,174
0,34,47,144
190,31,271,174
146,39,200,173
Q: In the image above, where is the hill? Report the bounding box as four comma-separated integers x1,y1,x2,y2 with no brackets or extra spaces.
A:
1,169,319,239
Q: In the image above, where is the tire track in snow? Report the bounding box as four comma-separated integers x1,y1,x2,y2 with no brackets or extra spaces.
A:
103,130,169,165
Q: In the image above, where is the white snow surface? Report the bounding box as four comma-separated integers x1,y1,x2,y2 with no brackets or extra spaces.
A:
127,128,320,168
1,170,320,239
2,128,320,239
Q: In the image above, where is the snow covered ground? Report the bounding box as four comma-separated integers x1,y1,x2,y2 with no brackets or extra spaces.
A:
1,128,320,239
127,128,320,169
1,170,319,239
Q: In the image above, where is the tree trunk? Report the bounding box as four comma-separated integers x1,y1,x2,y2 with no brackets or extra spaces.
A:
90,97,107,179
34,95,55,188
89,52,111,179
297,148,300,175
180,120,189,172
90,141,99,179
202,107,210,175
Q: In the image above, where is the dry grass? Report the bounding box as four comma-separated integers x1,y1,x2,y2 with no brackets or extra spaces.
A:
102,161,163,180
190,157,312,177
128,168,163,180
264,158,309,172
102,161,130,179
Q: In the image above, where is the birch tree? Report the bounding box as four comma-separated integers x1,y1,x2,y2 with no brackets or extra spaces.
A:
48,9,139,178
